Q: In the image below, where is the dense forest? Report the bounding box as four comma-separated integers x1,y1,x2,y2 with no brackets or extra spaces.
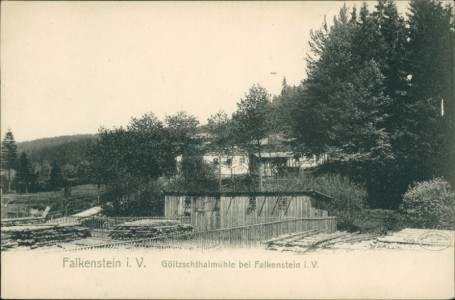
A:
2,134,97,192
2,0,454,220
17,134,96,162
286,0,454,208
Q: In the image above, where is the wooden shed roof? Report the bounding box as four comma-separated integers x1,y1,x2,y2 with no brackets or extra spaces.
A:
163,191,333,202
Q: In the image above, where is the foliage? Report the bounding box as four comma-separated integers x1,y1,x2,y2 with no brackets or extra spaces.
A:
89,111,213,214
14,152,34,193
289,0,455,208
397,0,455,187
170,155,218,192
48,161,64,191
6,0,454,219
400,178,455,229
165,111,200,156
91,113,175,183
89,112,178,214
270,79,301,133
1,130,18,171
207,110,233,155
263,172,367,218
219,175,258,192
1,130,18,192
165,111,218,191
16,134,97,187
207,110,235,190
232,84,272,154
101,178,165,216
17,134,96,165
233,84,273,190
1,184,103,217
350,209,405,233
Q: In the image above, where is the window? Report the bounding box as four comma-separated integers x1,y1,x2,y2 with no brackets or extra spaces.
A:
247,196,256,215
184,196,192,216
278,196,288,211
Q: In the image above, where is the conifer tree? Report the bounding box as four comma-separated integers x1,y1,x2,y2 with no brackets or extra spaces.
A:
15,152,32,193
1,130,18,193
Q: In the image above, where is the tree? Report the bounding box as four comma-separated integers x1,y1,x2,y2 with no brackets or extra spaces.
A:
270,79,301,134
179,150,217,192
290,0,454,208
165,111,210,189
48,161,64,191
15,152,32,193
291,5,358,157
402,0,455,186
232,84,272,191
165,111,218,191
207,110,234,191
127,113,176,178
1,130,18,193
290,4,401,207
89,112,180,215
165,111,200,156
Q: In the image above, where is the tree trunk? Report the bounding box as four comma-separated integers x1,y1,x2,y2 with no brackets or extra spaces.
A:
258,162,263,191
257,143,263,192
97,183,101,205
7,169,11,193
218,153,222,193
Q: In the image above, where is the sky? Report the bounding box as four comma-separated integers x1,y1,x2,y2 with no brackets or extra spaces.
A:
1,1,411,142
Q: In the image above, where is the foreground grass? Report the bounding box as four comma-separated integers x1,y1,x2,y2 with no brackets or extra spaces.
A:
1,184,103,218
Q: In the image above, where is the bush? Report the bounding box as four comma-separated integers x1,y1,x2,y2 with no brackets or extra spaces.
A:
400,178,455,229
263,173,367,218
352,209,405,233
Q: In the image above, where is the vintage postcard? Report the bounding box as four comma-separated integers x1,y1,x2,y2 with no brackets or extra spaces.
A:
1,1,454,299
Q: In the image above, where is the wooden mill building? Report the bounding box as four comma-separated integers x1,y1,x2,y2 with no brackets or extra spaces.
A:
164,191,333,232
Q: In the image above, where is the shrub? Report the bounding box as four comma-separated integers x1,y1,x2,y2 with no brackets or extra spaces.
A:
352,209,405,233
263,173,367,218
400,178,455,229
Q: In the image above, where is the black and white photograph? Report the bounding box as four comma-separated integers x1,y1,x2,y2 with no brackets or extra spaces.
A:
1,1,454,299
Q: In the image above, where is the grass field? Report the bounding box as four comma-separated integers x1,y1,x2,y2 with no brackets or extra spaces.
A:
1,184,104,219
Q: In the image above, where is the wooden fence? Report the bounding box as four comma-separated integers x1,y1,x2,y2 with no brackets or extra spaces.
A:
165,192,333,232
76,216,192,230
55,216,337,252
46,216,80,224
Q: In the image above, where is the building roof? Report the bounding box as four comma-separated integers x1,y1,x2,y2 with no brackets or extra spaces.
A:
251,152,294,158
163,191,333,201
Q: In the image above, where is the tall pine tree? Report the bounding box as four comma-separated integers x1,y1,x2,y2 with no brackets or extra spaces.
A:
402,0,455,186
290,1,453,208
1,130,18,193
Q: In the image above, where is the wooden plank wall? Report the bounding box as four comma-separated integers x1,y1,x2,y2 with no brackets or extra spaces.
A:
219,195,327,229
191,195,220,232
165,194,330,232
164,196,180,218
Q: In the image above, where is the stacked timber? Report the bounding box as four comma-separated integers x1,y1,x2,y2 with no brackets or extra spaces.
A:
375,228,454,249
318,232,379,248
263,230,319,247
264,230,378,252
109,219,193,240
1,224,91,250
1,217,46,227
